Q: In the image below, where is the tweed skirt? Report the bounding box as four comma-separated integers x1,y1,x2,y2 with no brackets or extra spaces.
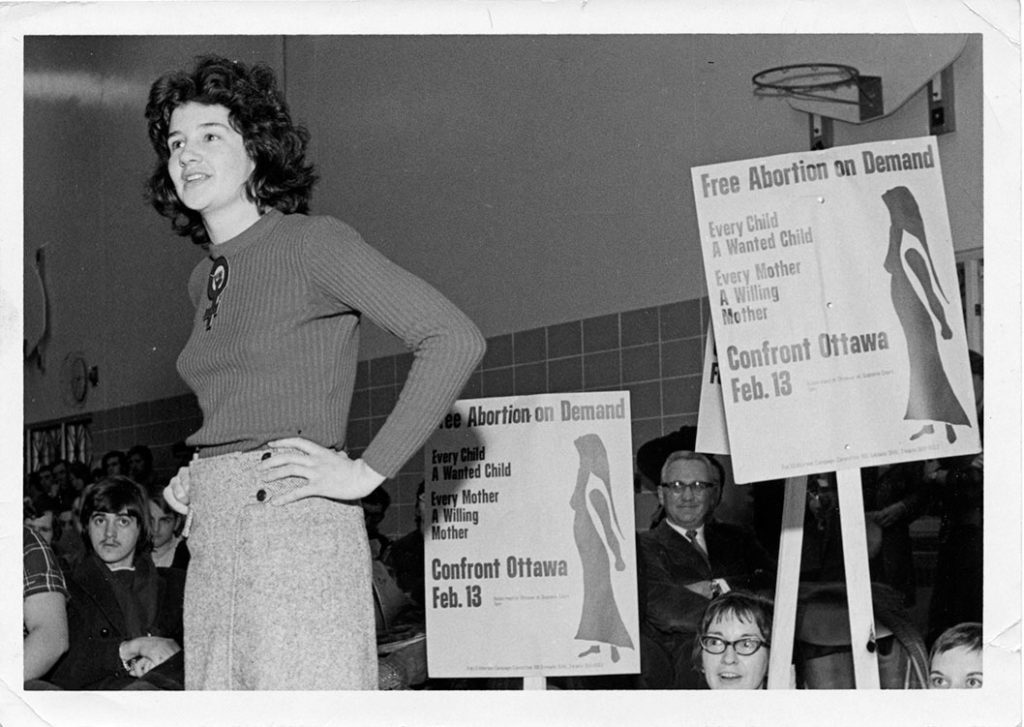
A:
183,447,377,690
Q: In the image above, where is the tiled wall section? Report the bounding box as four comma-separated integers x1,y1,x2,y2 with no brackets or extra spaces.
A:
84,296,711,538
89,394,203,485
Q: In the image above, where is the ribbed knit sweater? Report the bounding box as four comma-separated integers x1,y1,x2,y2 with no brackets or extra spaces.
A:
176,209,485,479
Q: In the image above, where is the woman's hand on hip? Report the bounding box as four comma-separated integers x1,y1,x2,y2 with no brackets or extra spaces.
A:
257,437,385,506
163,467,191,515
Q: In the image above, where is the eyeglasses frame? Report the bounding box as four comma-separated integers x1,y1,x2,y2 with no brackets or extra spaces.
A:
698,634,770,656
659,480,719,496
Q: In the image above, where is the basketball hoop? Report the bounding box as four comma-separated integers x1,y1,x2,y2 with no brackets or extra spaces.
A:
752,63,861,105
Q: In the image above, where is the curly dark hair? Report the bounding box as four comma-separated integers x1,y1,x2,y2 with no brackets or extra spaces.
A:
145,55,317,246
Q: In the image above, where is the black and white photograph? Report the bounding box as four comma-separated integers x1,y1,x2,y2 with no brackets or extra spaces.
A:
4,1,1019,725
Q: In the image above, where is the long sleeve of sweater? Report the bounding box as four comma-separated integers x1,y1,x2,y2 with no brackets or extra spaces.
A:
303,216,485,478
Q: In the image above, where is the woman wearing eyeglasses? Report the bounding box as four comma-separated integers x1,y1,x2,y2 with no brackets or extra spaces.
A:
694,591,773,689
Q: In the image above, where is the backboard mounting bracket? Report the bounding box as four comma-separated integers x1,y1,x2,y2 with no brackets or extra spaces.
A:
928,66,956,135
809,113,834,150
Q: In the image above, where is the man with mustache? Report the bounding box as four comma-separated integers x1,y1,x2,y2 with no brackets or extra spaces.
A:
49,477,185,690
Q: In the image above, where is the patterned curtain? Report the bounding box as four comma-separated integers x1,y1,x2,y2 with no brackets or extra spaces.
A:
25,418,92,473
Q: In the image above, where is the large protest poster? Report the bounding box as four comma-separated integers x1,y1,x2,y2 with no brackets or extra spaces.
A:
691,136,980,483
423,391,639,678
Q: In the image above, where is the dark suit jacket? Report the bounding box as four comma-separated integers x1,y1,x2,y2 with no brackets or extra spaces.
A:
49,553,185,690
638,520,775,636
382,529,425,609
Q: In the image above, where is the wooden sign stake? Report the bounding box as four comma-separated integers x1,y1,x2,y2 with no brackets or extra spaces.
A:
767,475,807,689
836,468,881,688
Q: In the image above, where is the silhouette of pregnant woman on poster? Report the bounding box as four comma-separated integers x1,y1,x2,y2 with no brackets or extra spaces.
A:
571,434,634,663
881,186,970,444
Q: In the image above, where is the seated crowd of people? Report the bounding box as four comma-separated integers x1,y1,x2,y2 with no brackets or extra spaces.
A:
24,430,982,691
23,444,429,691
23,446,188,690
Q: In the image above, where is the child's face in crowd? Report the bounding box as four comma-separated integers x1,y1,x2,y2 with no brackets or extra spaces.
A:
929,645,982,689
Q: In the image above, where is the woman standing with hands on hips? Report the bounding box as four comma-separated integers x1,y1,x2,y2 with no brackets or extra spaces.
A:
146,55,485,690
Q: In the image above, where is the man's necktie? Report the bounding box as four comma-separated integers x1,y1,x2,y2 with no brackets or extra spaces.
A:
685,529,707,558
687,530,721,596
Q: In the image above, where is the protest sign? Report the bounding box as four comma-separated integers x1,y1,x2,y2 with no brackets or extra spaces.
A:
695,329,730,455
423,391,639,678
691,136,980,483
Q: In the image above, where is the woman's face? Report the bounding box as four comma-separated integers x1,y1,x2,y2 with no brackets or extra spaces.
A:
166,102,256,223
701,612,770,690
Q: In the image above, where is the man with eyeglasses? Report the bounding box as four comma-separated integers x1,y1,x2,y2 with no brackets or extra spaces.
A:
637,450,775,688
